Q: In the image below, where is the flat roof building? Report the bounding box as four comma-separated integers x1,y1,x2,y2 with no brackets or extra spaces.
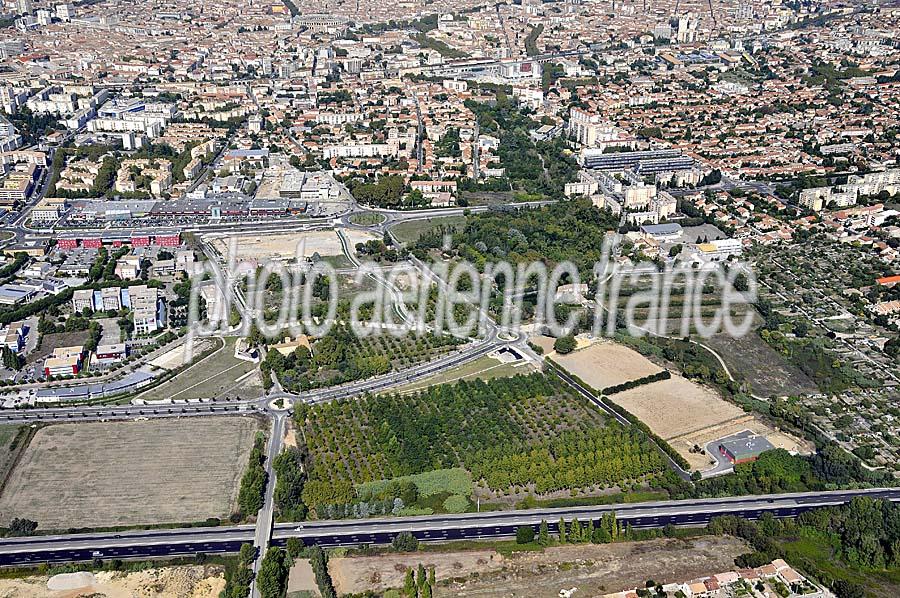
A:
719,434,776,464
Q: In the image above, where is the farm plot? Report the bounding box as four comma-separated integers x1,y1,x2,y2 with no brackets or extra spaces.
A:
610,375,745,441
0,417,263,530
553,340,663,390
607,374,809,471
297,373,667,514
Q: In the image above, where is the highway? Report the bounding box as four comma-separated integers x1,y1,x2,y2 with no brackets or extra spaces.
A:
0,489,896,566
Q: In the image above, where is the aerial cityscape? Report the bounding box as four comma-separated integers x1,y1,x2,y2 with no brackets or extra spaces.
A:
0,0,899,596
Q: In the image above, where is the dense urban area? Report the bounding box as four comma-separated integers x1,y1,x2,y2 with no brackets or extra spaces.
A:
0,0,898,596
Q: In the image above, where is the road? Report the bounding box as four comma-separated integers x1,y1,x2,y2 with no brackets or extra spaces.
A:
0,488,896,566
248,413,285,598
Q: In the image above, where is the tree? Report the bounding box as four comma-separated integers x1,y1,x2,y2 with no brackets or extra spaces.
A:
554,335,577,354
570,518,582,543
257,547,289,598
7,518,37,536
516,525,535,544
538,519,550,545
404,568,416,597
286,537,303,559
558,517,567,543
392,531,419,552
417,563,427,590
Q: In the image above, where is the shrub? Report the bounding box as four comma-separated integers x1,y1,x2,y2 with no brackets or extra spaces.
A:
516,525,536,544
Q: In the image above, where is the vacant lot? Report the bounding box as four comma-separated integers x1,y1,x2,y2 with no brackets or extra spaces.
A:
0,417,262,529
390,215,466,245
554,340,663,390
608,375,810,471
612,375,744,441
211,230,344,262
25,331,86,365
705,329,817,398
148,338,217,371
0,564,226,598
330,536,749,597
138,337,259,401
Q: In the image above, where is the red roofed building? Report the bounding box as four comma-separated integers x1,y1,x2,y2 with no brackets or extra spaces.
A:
877,275,900,287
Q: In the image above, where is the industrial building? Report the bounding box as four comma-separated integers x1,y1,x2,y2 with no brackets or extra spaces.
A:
718,435,776,465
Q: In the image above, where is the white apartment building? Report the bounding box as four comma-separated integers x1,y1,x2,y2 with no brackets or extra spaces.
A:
321,143,395,159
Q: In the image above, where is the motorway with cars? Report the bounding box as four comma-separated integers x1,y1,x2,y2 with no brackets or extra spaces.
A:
0,489,897,566
0,196,879,574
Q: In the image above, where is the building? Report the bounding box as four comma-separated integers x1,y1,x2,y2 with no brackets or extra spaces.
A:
94,343,127,364
126,284,162,335
640,223,683,242
271,335,312,356
697,238,743,261
72,288,94,312
0,163,38,207
100,286,121,311
719,435,776,464
0,283,38,305
43,345,84,377
580,149,695,175
2,321,26,352
31,198,66,223
568,108,635,149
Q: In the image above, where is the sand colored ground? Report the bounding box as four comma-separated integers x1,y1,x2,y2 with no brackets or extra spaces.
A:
671,415,815,472
0,565,225,598
343,229,381,253
553,340,663,390
287,559,320,596
608,375,810,471
0,417,261,529
331,536,749,597
148,338,214,371
210,230,344,262
611,375,744,441
330,549,501,595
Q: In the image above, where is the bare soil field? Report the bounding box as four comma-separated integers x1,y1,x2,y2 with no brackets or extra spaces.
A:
330,536,749,597
210,231,343,262
0,417,262,529
0,564,225,597
287,559,320,596
609,375,810,471
611,375,744,440
553,340,663,390
148,338,215,371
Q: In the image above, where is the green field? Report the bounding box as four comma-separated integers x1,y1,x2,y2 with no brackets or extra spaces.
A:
0,425,28,491
389,215,466,244
136,337,260,401
391,354,534,394
349,212,387,226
